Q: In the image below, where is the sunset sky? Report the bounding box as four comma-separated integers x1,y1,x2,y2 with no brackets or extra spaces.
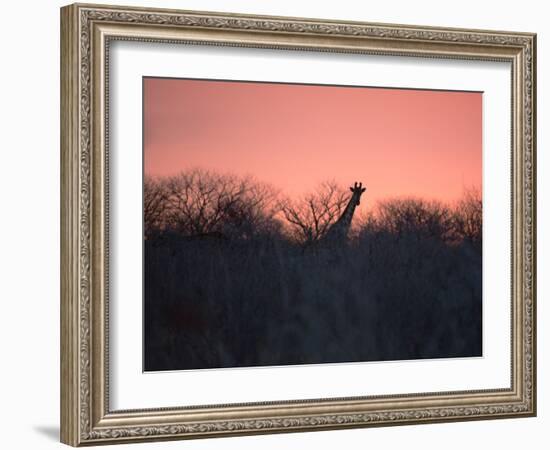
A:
143,77,481,209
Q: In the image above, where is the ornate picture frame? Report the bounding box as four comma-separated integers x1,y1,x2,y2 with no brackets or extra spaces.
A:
60,3,536,446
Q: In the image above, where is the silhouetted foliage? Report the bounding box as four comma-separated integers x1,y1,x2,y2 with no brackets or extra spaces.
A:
144,170,483,371
143,176,168,239
279,181,349,244
452,187,482,250
365,197,454,242
144,169,282,241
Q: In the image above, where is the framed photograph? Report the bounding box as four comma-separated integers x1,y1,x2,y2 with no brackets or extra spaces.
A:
60,3,537,446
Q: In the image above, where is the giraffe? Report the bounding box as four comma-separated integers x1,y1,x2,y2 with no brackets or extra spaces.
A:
322,182,366,244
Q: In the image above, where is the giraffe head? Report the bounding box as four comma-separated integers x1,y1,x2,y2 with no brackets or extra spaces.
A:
349,182,366,206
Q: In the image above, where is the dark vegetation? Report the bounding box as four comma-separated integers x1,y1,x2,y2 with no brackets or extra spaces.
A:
144,169,482,371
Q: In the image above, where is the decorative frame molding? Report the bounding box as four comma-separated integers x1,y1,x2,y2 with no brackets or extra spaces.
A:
60,3,536,446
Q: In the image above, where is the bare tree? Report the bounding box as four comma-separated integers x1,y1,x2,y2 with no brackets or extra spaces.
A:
162,169,280,239
279,181,349,244
372,197,454,241
221,179,281,238
452,187,482,247
144,176,168,239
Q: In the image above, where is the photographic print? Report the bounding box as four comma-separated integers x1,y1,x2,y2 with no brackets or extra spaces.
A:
143,77,483,372
61,5,536,444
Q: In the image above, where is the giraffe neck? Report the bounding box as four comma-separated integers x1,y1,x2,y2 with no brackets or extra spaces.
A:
327,194,358,239
337,198,358,231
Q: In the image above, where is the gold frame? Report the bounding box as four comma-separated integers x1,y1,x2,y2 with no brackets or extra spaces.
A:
60,2,537,446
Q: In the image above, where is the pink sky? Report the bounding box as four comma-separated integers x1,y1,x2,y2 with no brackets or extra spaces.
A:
144,78,481,209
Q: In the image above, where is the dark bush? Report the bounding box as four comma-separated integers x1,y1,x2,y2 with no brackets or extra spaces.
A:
144,172,482,371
